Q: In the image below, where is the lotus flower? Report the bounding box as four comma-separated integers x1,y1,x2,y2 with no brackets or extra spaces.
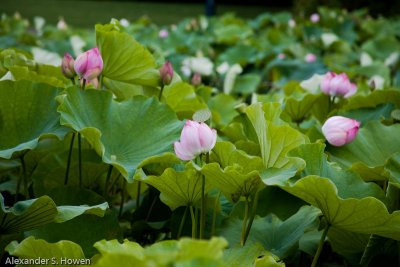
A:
322,116,360,146
320,72,357,98
305,53,317,63
61,52,75,78
174,120,217,160
159,29,169,39
74,48,103,81
191,73,202,86
160,61,173,86
310,13,320,23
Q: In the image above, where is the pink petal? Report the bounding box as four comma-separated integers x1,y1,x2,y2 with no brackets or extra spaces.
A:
174,142,195,161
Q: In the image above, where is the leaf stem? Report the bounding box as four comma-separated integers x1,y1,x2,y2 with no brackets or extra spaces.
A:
136,181,142,208
104,165,113,198
211,191,221,237
20,155,28,198
177,206,189,239
78,133,82,187
244,190,260,245
145,194,158,222
190,205,196,238
158,85,164,100
119,178,126,218
240,196,250,246
64,132,75,186
200,174,206,239
82,79,86,90
311,223,330,267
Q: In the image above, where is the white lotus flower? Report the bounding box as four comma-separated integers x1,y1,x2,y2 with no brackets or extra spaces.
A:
223,64,242,94
360,52,373,66
183,57,214,76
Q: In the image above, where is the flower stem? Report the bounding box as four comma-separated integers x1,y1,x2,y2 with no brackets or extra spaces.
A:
20,155,28,198
104,165,113,198
77,132,82,187
158,85,164,100
200,174,206,239
64,132,75,186
311,223,330,267
177,206,189,239
211,191,221,237
244,190,260,245
240,196,250,246
82,79,86,90
190,205,196,238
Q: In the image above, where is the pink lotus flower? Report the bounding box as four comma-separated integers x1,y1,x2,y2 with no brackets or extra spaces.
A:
305,53,317,63
160,61,173,86
320,72,357,98
74,48,103,81
322,116,360,146
278,53,286,59
310,13,320,23
159,29,169,39
61,52,75,78
191,73,202,86
174,120,217,160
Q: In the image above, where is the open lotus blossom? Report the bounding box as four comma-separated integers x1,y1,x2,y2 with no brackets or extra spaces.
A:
320,71,357,98
174,120,217,160
322,116,360,146
74,47,103,81
160,61,174,86
61,52,75,78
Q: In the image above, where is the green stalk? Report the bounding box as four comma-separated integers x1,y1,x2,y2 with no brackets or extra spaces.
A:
78,133,82,187
119,179,126,218
64,132,75,185
200,174,206,239
311,223,330,267
104,165,113,198
158,85,164,100
211,191,221,237
82,79,86,90
177,206,189,239
243,190,260,245
190,205,196,238
20,155,28,198
145,195,158,222
136,181,142,208
240,196,250,246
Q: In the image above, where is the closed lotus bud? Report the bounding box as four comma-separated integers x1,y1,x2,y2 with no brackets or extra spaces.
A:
160,61,173,86
74,47,103,81
322,116,360,146
191,73,202,86
320,72,357,98
174,120,217,160
61,52,76,78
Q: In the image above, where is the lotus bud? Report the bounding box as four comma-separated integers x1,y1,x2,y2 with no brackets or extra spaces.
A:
320,72,357,98
191,73,202,86
174,120,217,160
160,61,173,86
74,47,103,81
159,29,169,39
305,53,317,63
61,52,76,78
322,116,360,146
310,13,320,23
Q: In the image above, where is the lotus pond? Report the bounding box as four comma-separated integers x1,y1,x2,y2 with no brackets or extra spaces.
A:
1,7,400,267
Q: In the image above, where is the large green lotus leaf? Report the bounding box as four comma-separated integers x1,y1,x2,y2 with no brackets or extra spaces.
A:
8,65,70,88
287,143,385,200
6,236,86,266
328,121,400,169
245,102,307,169
283,93,321,123
221,206,320,259
276,176,400,240
201,141,264,202
141,162,212,210
58,87,184,182
96,24,160,97
223,243,268,267
0,195,57,234
232,74,261,95
342,89,400,110
0,80,69,159
162,81,207,119
209,94,240,127
385,152,400,184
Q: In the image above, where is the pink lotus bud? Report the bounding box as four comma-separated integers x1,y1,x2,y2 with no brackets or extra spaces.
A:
310,13,320,23
191,73,202,86
305,53,317,63
74,47,103,81
320,72,357,98
160,61,173,86
174,120,217,160
322,116,360,146
159,29,169,39
278,53,286,60
61,52,76,78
